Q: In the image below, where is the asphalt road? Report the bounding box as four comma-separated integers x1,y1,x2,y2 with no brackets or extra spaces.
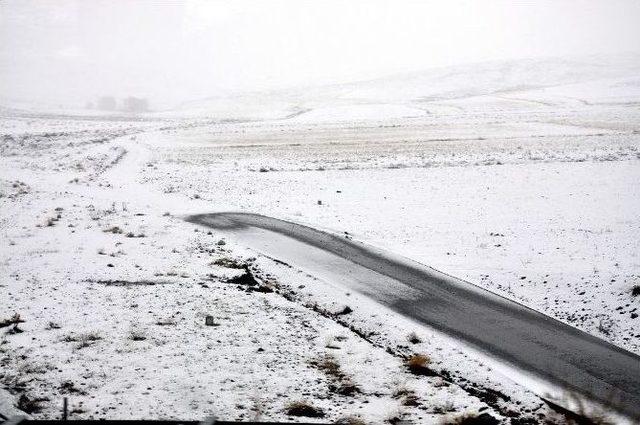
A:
187,212,640,420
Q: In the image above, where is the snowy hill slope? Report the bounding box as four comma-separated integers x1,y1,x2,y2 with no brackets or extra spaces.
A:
174,54,640,122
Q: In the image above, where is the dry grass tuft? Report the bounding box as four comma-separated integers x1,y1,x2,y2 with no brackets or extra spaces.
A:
330,378,361,396
63,331,102,349
406,354,434,376
310,354,361,396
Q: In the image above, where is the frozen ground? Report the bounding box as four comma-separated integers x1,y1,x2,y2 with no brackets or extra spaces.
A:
1,57,639,423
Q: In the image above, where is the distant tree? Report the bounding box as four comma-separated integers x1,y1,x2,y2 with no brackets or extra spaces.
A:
122,97,149,113
97,96,116,111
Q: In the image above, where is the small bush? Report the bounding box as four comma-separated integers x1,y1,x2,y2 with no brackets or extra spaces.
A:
632,285,640,297
63,332,102,349
284,401,325,418
406,354,435,376
407,331,422,344
311,355,342,379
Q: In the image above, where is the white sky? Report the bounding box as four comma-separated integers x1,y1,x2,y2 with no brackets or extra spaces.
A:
1,0,640,108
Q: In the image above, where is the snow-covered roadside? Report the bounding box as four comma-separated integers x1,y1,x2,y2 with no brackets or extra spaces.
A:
0,114,567,424
142,106,640,356
3,83,639,423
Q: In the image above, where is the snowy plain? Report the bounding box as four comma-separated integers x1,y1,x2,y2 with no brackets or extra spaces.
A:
1,56,640,423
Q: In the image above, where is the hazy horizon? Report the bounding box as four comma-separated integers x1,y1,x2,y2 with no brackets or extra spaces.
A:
2,0,640,110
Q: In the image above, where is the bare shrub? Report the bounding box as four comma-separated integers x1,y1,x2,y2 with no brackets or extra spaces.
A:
310,354,360,396
392,385,413,399
407,331,422,344
310,354,342,379
284,401,325,418
392,385,420,406
0,313,24,328
63,332,102,349
406,354,434,376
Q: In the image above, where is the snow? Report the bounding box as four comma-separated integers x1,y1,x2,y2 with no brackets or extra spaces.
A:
289,104,427,123
1,56,639,423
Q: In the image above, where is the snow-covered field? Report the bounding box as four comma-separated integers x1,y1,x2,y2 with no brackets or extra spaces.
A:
1,57,639,423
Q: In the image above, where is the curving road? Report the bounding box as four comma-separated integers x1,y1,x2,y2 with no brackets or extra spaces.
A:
186,212,640,420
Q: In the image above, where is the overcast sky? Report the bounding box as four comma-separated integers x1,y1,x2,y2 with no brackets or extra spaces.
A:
1,0,640,109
